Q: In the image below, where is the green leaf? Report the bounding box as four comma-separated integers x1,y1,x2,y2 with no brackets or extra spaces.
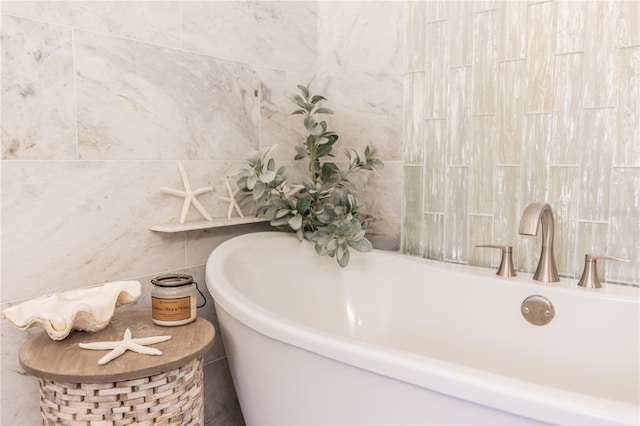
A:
290,94,307,109
247,174,257,190
296,195,312,214
311,95,327,104
297,84,310,98
252,181,266,200
288,214,303,230
310,123,323,136
259,170,276,183
337,246,350,267
348,237,372,252
294,145,309,158
315,107,333,115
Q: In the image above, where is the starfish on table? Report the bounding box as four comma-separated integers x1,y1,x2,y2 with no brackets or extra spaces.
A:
219,177,244,219
161,161,213,224
79,329,171,365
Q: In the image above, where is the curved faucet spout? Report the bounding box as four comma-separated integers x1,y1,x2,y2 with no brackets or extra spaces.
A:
518,203,560,283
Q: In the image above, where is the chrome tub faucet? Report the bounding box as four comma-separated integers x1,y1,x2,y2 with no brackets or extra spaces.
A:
518,202,560,283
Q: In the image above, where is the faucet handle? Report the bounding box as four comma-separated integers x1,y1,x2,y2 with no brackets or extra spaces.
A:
577,254,629,288
476,245,517,277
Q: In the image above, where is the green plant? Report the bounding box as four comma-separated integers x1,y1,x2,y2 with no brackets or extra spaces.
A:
234,84,383,267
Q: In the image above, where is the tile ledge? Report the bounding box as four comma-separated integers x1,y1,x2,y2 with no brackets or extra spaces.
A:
150,217,268,233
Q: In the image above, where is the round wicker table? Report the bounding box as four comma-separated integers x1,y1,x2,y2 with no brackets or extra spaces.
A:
19,310,215,426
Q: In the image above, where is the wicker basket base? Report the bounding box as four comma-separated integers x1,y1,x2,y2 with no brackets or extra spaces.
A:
38,357,204,426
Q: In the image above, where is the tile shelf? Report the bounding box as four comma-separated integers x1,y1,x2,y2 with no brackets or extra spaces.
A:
150,216,268,233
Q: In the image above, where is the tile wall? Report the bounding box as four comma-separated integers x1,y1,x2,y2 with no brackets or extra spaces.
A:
403,1,639,285
0,2,404,424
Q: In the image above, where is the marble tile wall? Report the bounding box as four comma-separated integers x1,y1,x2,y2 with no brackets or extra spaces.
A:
403,0,639,285
1,1,405,424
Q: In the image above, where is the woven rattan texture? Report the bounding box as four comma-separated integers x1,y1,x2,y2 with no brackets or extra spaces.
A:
38,357,204,426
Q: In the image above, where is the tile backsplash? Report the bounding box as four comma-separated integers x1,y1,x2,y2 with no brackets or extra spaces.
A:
403,1,639,285
1,2,403,424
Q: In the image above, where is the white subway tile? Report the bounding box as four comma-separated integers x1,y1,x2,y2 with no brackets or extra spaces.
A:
493,166,521,258
426,20,449,119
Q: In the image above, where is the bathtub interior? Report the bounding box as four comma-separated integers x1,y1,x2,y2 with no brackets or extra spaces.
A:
211,233,640,408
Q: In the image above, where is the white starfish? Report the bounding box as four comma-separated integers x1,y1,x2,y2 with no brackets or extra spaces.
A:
219,177,244,219
161,161,213,224
79,329,171,365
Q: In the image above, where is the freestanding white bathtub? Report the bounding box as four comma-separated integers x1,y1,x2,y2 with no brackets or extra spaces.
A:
205,232,639,425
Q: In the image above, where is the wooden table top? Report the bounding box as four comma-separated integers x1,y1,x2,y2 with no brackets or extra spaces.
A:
18,310,215,383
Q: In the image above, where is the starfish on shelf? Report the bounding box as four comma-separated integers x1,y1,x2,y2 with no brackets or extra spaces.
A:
219,177,244,219
79,328,171,365
161,161,213,224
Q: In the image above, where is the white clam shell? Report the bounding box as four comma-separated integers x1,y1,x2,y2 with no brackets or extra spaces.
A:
2,281,141,340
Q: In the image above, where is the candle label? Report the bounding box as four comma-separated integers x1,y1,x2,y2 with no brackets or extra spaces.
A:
152,296,191,321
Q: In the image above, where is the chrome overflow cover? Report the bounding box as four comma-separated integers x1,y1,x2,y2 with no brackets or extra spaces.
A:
521,295,555,326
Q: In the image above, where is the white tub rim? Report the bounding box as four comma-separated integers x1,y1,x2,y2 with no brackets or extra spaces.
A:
206,232,639,425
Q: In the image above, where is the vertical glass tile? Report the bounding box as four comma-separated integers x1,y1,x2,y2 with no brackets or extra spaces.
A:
618,0,640,48
402,165,424,256
520,114,551,205
444,166,469,263
551,53,584,165
447,66,471,166
449,2,473,67
497,60,524,165
423,213,444,261
555,0,586,54
471,10,498,115
493,166,520,254
499,1,526,61
607,168,640,284
469,116,495,215
525,1,554,114
548,166,580,276
403,73,426,165
616,47,640,167
424,119,447,212
425,21,449,119
426,1,448,23
576,221,609,282
579,109,615,222
405,0,426,72
468,215,494,268
583,1,618,108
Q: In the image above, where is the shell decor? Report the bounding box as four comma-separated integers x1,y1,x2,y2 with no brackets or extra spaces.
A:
2,281,141,340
